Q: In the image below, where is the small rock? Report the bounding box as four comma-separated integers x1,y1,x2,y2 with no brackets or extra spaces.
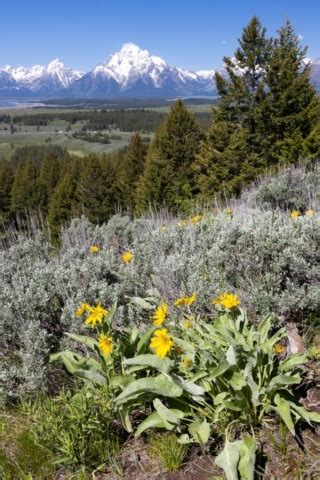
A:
286,322,304,355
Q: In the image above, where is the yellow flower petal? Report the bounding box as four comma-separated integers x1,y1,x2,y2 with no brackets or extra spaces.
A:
85,303,108,328
212,293,240,309
98,334,113,356
153,303,168,326
290,210,301,219
75,303,91,317
122,251,133,263
150,329,174,358
90,245,100,254
174,293,197,307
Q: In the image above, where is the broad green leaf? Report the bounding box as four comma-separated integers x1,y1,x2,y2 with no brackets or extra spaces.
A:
258,313,272,343
115,374,183,405
238,436,256,480
130,297,155,310
229,372,247,391
214,392,229,406
123,354,174,373
177,433,191,444
172,374,206,396
135,410,183,436
273,394,295,435
172,336,196,354
109,374,135,390
118,406,133,433
74,368,107,386
106,301,117,324
65,333,99,351
153,398,184,425
286,397,320,424
226,345,237,365
268,373,301,391
223,398,247,411
207,361,231,380
130,326,139,344
279,353,308,372
136,325,158,354
215,439,242,480
264,328,286,349
50,350,102,374
188,417,210,445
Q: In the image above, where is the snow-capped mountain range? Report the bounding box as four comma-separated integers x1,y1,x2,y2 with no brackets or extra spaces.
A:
0,43,216,98
1,42,320,99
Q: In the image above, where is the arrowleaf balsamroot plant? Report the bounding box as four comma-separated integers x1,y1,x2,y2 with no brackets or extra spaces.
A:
51,291,320,480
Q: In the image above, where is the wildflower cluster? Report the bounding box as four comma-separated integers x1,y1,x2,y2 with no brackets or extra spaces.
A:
291,208,316,219
52,288,320,476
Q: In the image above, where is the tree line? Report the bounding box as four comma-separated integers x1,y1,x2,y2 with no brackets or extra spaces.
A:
1,17,319,238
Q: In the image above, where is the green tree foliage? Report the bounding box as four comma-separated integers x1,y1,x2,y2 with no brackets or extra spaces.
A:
37,154,63,213
136,100,204,213
0,160,14,223
116,133,147,210
11,159,39,216
263,19,320,165
77,156,109,223
47,158,83,240
194,17,320,200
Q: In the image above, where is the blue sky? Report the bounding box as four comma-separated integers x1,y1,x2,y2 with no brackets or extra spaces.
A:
1,0,320,71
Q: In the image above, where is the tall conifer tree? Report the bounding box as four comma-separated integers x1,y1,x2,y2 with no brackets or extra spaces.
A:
135,100,203,213
263,19,320,165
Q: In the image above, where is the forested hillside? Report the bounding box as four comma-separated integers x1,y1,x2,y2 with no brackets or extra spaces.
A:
1,18,319,240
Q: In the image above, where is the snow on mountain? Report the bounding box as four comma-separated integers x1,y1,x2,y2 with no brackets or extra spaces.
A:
2,45,320,99
0,69,19,91
3,59,83,94
69,43,216,97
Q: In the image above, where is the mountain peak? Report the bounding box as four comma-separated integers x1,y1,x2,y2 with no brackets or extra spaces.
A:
119,42,145,54
47,58,64,71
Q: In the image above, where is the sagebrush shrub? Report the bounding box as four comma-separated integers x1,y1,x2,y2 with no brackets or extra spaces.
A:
1,165,319,399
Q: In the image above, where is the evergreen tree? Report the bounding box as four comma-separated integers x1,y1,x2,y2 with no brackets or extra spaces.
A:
11,159,39,216
100,153,121,217
0,160,14,223
76,156,108,222
194,17,272,199
263,19,320,165
116,133,146,210
47,157,83,240
215,16,272,151
37,154,63,213
135,100,204,213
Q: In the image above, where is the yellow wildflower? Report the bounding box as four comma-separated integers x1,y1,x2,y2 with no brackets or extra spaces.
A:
174,293,197,307
191,215,203,224
305,208,315,217
153,303,168,326
177,220,188,228
273,343,286,355
150,329,174,358
225,208,233,216
182,357,193,369
90,244,100,254
98,334,113,356
183,319,192,329
85,303,108,328
213,292,240,309
75,303,91,317
122,251,133,263
290,210,301,219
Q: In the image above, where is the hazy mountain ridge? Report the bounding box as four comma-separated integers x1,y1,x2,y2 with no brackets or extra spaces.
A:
0,42,319,98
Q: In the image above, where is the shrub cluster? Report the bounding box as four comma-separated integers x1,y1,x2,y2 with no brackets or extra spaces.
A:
1,192,319,400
